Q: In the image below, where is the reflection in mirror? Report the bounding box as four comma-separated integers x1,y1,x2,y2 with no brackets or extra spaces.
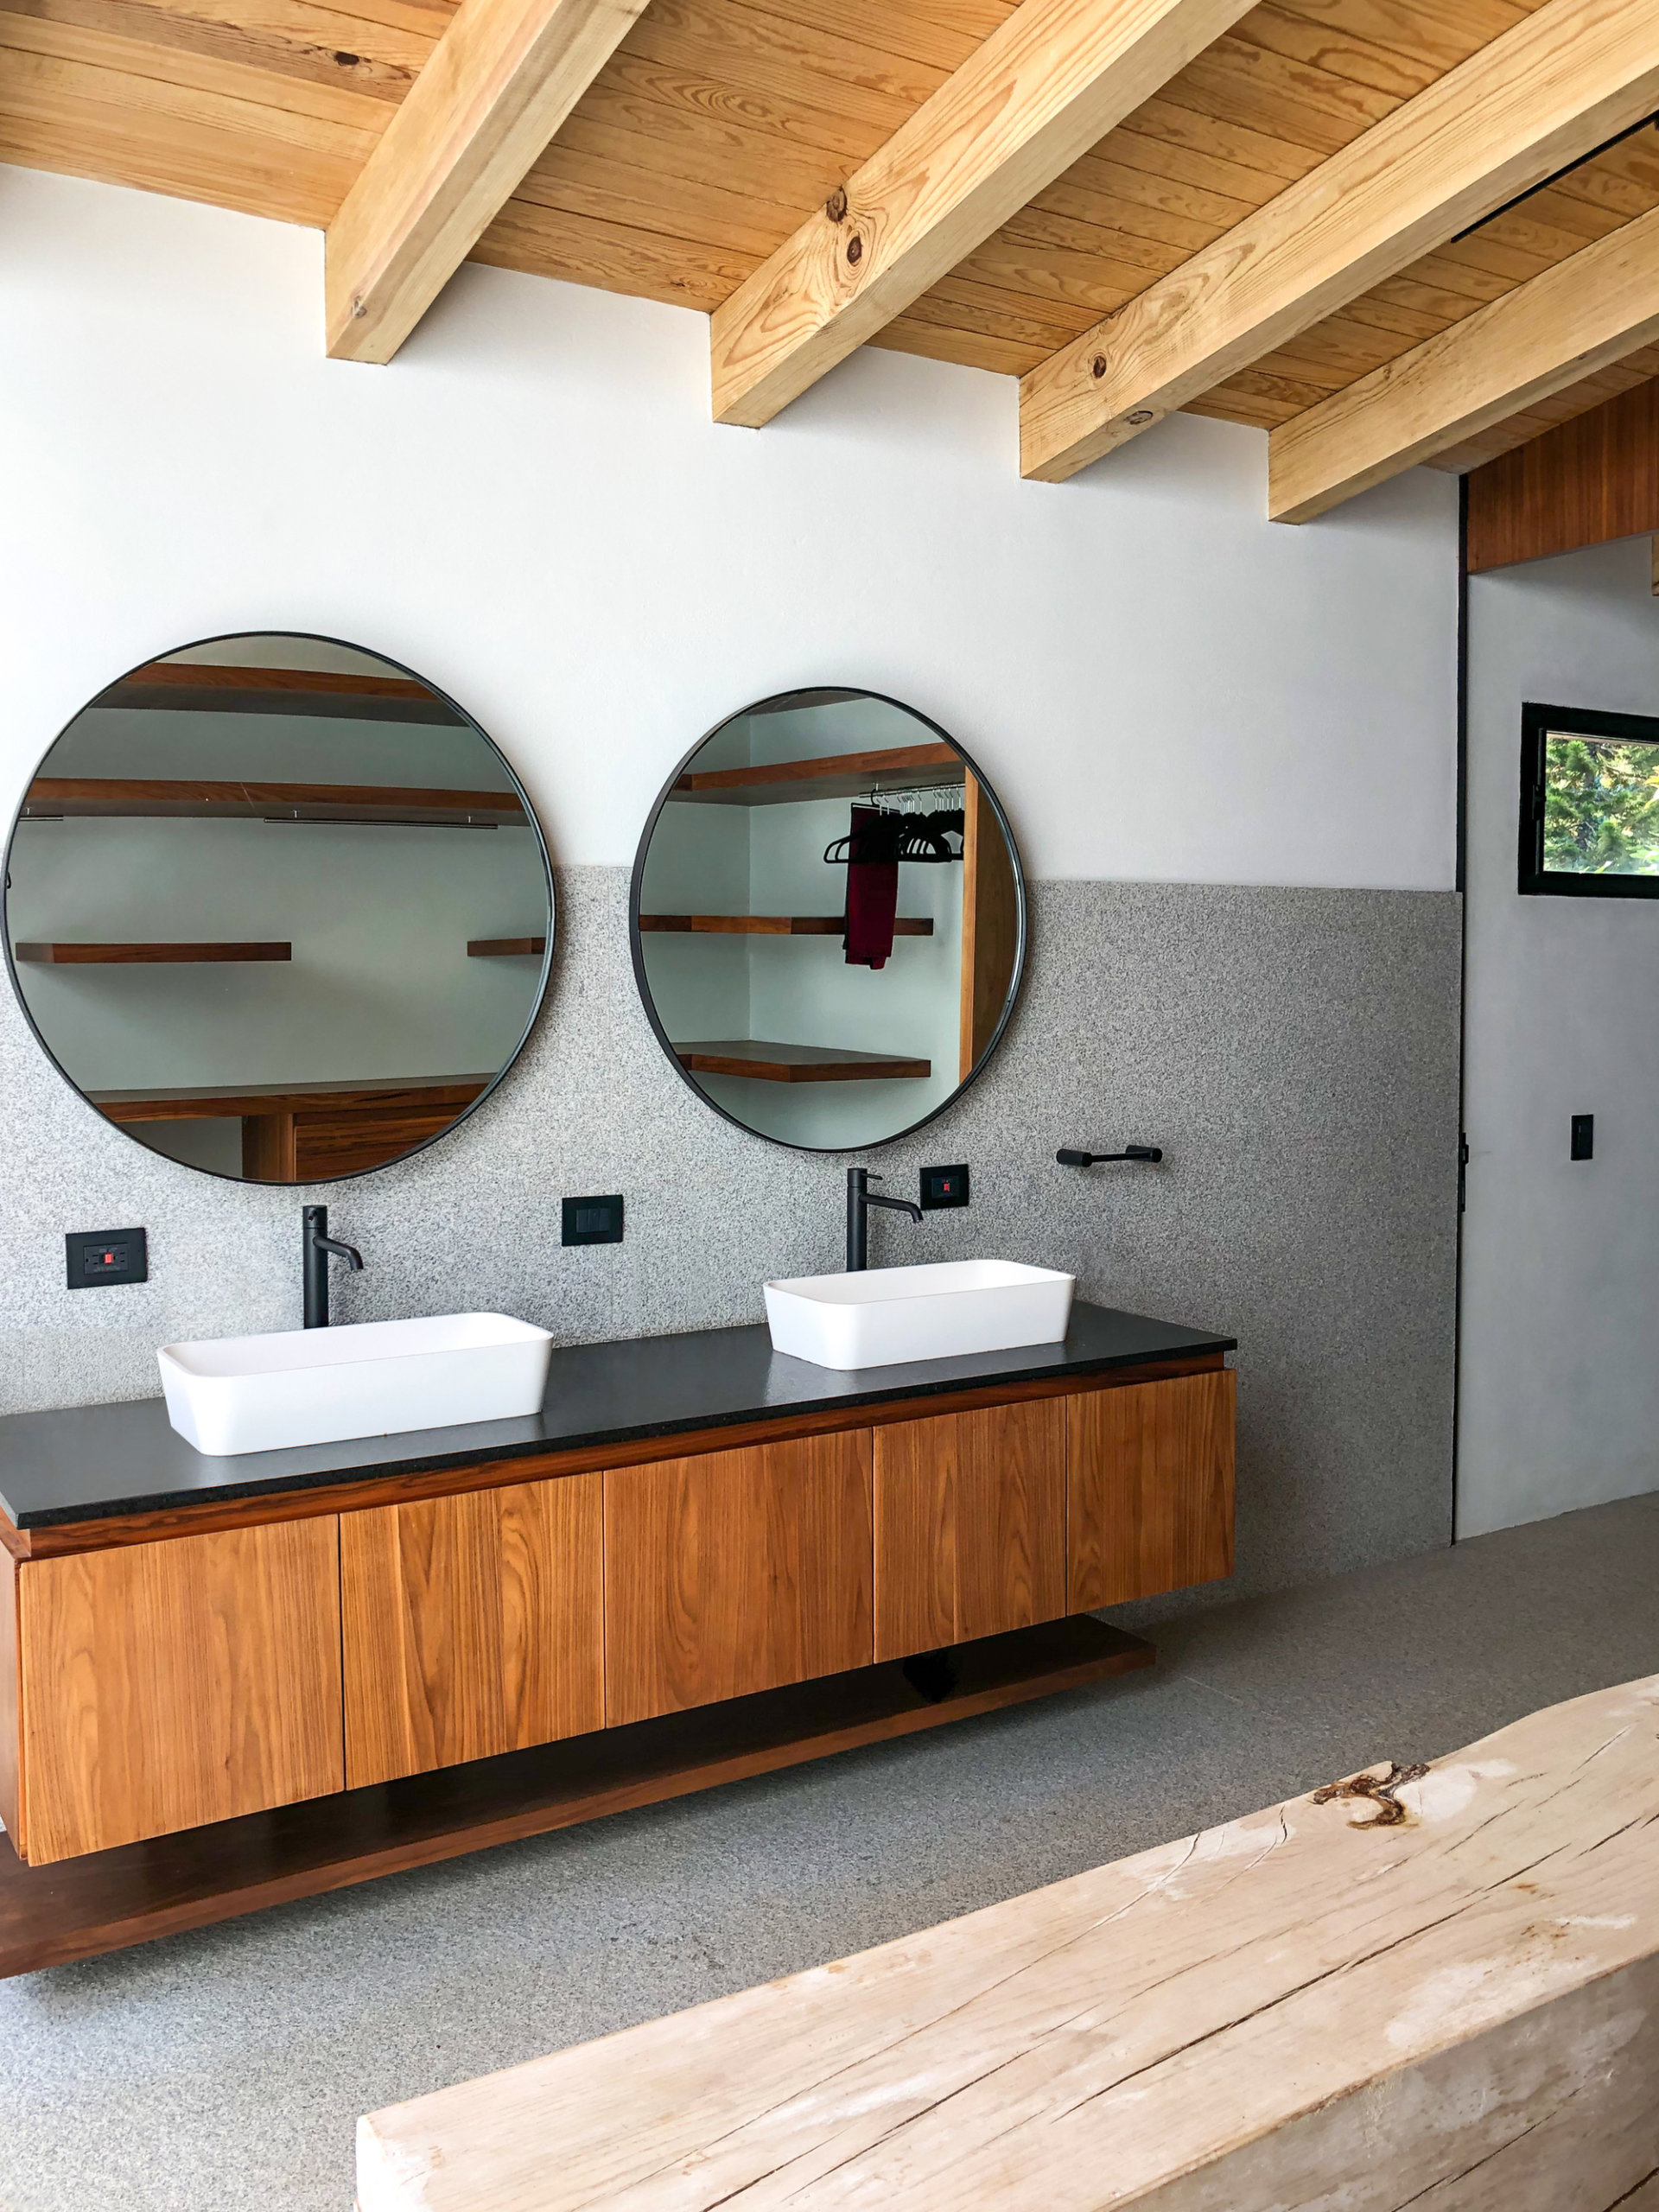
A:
632,690,1023,1151
5,634,553,1182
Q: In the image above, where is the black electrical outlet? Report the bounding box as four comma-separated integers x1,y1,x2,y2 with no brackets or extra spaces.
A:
919,1163,970,1211
1571,1114,1595,1161
563,1193,624,1246
66,1227,148,1288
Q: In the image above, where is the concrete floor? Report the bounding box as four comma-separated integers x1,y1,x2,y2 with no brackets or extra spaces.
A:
4,1489,1658,2212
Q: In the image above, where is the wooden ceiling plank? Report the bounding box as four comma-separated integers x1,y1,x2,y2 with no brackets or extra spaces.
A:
1159,31,1400,156
709,0,1259,430
1054,143,1255,232
515,143,801,255
1020,0,1659,483
1270,196,1659,520
584,42,896,168
324,0,651,362
1029,167,1244,255
531,105,840,219
0,0,438,101
870,315,1039,372
1229,3,1440,100
1242,0,1531,79
623,4,931,138
1118,91,1325,188
474,191,752,302
734,0,1018,79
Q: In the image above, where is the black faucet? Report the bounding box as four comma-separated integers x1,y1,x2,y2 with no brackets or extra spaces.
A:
302,1204,364,1328
846,1167,923,1272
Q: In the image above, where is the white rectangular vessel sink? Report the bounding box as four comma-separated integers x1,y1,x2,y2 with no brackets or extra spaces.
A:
158,1313,554,1457
764,1259,1074,1372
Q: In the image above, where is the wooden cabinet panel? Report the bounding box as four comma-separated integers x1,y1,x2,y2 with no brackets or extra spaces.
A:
0,1553,20,1859
1067,1371,1236,1611
17,1519,343,1864
604,1435,873,1727
341,1475,603,1788
874,1398,1065,1661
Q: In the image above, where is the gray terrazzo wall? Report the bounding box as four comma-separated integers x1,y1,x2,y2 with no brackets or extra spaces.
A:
0,868,1461,1605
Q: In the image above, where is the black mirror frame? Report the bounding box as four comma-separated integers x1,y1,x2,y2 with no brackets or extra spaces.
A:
1519,699,1659,899
3,629,556,1186
628,686,1027,1154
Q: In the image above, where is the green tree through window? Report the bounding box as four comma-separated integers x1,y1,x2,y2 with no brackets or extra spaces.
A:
1543,733,1659,875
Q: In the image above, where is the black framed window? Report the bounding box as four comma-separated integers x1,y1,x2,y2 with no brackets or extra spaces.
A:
1520,702,1659,898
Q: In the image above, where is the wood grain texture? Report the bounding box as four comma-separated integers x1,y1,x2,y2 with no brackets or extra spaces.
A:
671,741,957,802
342,1474,603,1787
603,1433,874,1725
0,1554,20,1859
709,0,1255,426
1466,368,1659,569
957,769,1020,1081
674,1040,931,1082
356,1675,1659,2212
16,1521,343,1863
1067,1367,1233,1608
1271,196,1659,522
873,1396,1064,1659
639,916,932,936
1020,0,1659,481
326,0,651,359
13,941,292,963
22,778,524,822
0,1615,1151,1979
3,1355,1226,1561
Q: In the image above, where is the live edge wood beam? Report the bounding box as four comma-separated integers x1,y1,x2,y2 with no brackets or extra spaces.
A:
709,0,1257,431
1270,199,1659,524
1020,0,1659,485
326,0,649,364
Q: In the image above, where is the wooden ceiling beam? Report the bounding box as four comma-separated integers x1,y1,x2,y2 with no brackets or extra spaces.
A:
709,0,1259,431
1019,0,1659,484
325,0,650,364
1268,200,1659,524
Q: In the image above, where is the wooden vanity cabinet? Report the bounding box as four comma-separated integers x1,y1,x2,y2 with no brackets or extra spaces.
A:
341,1475,604,1789
15,1519,344,1865
1067,1370,1236,1610
874,1397,1065,1658
603,1434,874,1727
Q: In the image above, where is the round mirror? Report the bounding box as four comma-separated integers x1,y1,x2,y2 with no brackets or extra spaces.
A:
4,633,553,1182
632,689,1024,1151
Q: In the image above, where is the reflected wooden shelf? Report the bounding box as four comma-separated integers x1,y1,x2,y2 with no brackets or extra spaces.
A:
640,916,932,937
467,938,547,957
90,662,467,728
86,1076,491,1182
21,779,524,827
670,744,960,807
14,942,292,964
675,1041,931,1084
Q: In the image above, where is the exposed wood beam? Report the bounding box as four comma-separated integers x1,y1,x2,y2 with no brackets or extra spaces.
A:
326,0,649,364
709,0,1257,431
1020,0,1659,485
1269,200,1659,523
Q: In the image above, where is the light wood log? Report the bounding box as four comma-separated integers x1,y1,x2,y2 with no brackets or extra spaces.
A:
1020,0,1659,483
1271,198,1659,523
709,0,1255,429
358,1675,1659,2211
325,0,650,364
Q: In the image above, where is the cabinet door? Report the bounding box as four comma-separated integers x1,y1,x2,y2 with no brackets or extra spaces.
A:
1067,1370,1236,1611
17,1519,343,1864
341,1474,603,1788
604,1434,873,1727
874,1397,1066,1661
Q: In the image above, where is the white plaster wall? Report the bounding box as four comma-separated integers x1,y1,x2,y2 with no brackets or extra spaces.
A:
0,166,1459,896
1459,534,1659,1536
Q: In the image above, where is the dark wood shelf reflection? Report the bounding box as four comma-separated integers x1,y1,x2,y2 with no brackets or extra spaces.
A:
14,942,292,964
640,915,932,937
675,1040,931,1084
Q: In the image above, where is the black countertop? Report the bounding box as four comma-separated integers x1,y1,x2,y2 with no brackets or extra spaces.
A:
0,1301,1234,1531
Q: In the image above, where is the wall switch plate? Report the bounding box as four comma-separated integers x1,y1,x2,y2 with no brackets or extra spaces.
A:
919,1164,970,1211
563,1193,624,1246
1571,1114,1595,1161
66,1227,148,1288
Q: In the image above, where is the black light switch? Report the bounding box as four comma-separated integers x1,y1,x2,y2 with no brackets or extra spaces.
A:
919,1163,970,1211
1571,1114,1595,1162
66,1227,148,1288
563,1193,624,1245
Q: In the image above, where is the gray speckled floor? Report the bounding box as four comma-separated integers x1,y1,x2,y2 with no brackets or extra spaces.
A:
3,1491,1656,2212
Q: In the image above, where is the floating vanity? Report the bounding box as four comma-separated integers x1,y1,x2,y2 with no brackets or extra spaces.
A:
0,1301,1234,1974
